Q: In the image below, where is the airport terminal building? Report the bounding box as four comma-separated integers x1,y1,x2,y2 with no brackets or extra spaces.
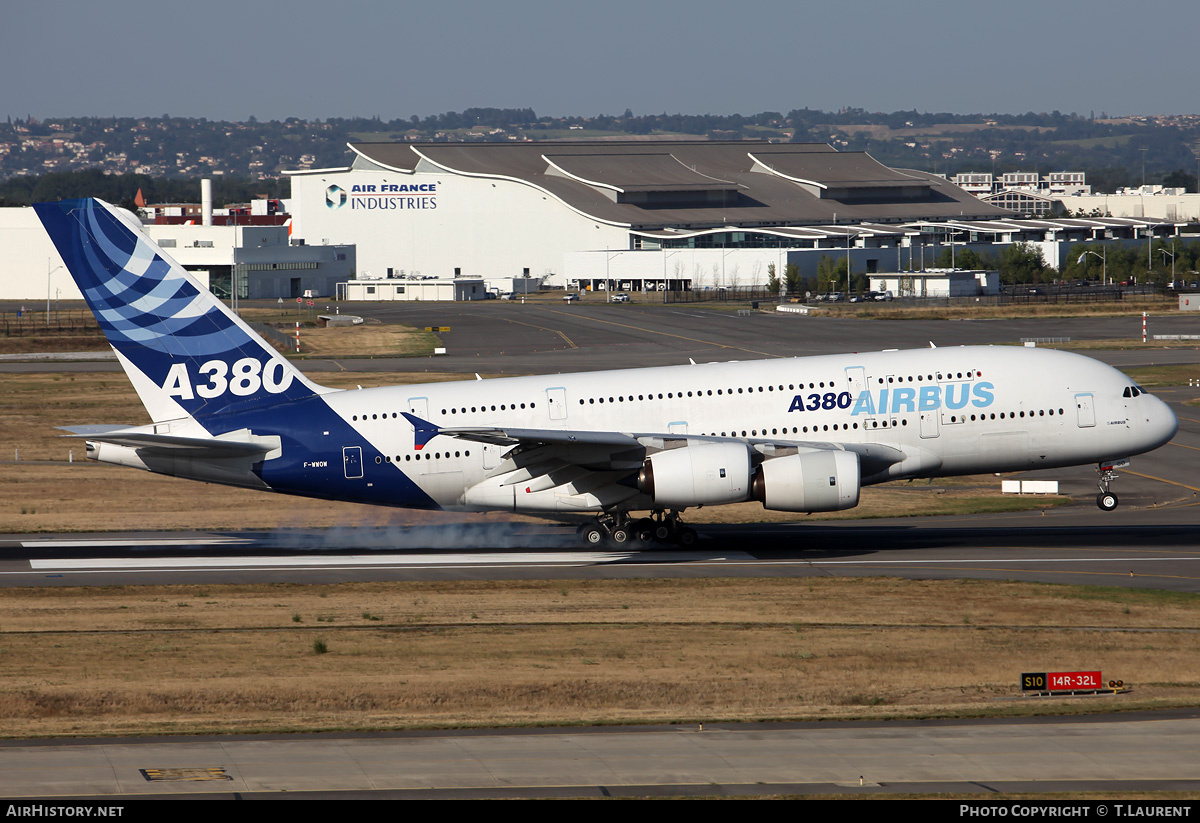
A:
287,141,1026,291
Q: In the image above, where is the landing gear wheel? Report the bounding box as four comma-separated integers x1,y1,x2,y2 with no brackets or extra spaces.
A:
609,526,632,545
676,527,699,547
1097,492,1118,512
631,518,656,543
581,525,606,546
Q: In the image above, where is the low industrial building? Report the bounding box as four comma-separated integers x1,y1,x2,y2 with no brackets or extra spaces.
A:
869,269,1000,298
339,276,487,301
0,203,354,302
286,141,1179,292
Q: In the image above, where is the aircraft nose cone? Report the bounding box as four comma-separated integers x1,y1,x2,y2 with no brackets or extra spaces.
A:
1146,394,1178,450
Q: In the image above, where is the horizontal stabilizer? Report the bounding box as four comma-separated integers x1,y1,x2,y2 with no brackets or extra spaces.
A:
59,426,275,458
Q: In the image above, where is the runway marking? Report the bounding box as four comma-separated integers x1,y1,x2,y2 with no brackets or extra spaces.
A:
21,537,254,548
1125,469,1200,494
1168,441,1200,452
536,307,779,358
27,551,737,569
21,553,1200,574
503,317,577,349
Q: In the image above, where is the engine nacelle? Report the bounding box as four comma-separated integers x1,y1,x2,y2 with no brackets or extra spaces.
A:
637,442,753,508
751,450,861,512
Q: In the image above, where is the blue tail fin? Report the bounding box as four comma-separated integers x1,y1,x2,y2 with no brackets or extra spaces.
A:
36,198,325,423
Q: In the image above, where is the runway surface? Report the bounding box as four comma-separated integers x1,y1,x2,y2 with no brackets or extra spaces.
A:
3,711,1200,799
6,301,1200,377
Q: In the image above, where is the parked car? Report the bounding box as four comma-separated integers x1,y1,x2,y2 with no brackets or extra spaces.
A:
562,292,579,303
612,292,630,303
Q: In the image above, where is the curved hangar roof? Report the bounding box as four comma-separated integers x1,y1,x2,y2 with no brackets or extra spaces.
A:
346,141,1011,229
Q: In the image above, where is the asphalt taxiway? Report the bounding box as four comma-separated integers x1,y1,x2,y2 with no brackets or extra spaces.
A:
3,712,1200,799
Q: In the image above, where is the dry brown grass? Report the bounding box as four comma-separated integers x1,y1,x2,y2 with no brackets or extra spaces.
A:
286,325,439,358
804,298,1177,322
0,578,1196,737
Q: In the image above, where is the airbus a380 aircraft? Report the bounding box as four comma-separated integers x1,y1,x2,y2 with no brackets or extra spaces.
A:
36,198,1177,546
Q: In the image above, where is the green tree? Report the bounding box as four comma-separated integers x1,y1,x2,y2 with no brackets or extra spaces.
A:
766,263,781,295
816,255,852,293
998,242,1051,284
784,263,803,296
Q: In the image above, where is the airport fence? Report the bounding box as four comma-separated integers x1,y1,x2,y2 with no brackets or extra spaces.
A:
663,286,777,304
0,309,100,336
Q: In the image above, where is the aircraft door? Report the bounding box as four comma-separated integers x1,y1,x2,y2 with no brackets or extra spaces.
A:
546,387,567,421
920,409,939,439
407,396,429,418
343,446,364,479
1075,393,1096,427
483,443,502,470
844,366,866,397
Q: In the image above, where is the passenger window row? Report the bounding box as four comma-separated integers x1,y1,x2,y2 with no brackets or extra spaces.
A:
377,450,472,464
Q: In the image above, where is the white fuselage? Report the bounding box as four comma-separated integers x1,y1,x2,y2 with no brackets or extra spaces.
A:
319,345,1175,509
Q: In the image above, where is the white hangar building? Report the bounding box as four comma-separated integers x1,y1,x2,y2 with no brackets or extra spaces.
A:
285,141,1016,291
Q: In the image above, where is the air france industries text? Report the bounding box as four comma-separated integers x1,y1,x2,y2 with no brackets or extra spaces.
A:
351,196,437,210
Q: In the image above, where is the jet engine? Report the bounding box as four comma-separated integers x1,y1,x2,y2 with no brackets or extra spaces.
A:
751,450,860,512
637,442,753,508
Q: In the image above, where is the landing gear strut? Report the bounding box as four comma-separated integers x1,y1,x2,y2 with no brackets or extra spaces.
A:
1096,462,1121,511
578,510,698,547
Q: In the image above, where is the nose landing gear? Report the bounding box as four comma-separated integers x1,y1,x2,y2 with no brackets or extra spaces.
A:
1096,459,1129,511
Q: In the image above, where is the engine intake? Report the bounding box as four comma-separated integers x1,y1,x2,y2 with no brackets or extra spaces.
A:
637,442,753,508
751,450,860,512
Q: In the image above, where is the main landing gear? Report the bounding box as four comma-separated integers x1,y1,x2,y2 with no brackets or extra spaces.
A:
1096,461,1122,511
578,510,698,547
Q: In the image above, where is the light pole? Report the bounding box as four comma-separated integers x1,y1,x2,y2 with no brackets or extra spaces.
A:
1079,248,1107,286
605,250,623,303
845,230,852,296
47,261,64,328
1159,247,1176,288
663,249,682,302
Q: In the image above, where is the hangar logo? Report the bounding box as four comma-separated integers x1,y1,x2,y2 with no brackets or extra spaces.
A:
325,185,347,209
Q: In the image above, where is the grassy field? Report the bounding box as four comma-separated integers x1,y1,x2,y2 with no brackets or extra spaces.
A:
1,577,1196,738
795,297,1178,322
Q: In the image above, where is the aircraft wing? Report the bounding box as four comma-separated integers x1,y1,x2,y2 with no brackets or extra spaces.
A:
58,426,277,459
400,413,936,483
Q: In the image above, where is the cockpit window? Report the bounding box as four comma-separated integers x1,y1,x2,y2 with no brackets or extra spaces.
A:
1123,385,1147,398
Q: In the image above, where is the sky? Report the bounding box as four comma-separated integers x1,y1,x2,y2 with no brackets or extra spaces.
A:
3,0,1198,122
